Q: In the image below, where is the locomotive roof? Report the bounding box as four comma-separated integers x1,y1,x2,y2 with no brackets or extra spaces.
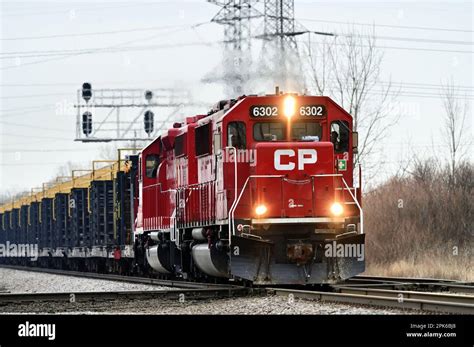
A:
140,93,353,154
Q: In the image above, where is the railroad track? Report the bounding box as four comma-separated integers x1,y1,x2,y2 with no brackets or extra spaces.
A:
0,265,238,290
0,287,252,305
2,265,473,314
267,287,474,314
346,275,474,294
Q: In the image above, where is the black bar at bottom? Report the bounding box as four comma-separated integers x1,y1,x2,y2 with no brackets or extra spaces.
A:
0,314,472,346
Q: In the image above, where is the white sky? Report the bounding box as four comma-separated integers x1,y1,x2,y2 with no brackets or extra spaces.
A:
0,0,473,194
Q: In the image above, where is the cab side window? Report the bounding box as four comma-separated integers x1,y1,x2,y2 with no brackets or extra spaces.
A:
330,121,349,153
145,154,159,178
174,134,186,157
195,123,211,156
227,121,246,149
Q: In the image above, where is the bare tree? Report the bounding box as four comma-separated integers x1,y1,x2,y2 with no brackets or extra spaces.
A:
0,190,28,205
304,26,400,174
441,80,470,184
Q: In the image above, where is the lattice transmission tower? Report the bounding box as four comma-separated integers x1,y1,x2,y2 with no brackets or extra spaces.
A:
258,0,305,91
206,0,259,97
207,0,305,95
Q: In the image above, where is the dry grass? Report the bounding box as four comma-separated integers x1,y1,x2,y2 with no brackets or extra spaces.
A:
363,160,473,282
364,256,473,282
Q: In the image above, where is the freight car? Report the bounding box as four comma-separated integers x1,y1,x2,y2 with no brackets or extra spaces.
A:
0,152,139,275
0,89,364,285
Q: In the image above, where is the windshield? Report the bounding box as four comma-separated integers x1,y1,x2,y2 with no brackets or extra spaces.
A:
291,122,322,141
253,122,285,141
253,122,322,142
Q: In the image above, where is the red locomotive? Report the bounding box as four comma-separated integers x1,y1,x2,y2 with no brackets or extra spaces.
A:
137,89,364,284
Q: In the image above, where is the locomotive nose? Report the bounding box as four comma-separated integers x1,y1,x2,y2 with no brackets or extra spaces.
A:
251,142,336,218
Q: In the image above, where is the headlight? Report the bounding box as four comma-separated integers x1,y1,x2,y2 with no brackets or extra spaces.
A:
283,96,296,118
330,202,344,216
255,204,267,216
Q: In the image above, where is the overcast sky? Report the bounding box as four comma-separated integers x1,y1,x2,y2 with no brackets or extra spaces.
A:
0,0,472,194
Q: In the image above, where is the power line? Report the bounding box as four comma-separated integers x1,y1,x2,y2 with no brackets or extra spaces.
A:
0,41,216,59
0,25,209,56
1,138,83,146
7,34,471,66
1,148,85,153
340,33,474,46
300,38,473,55
298,18,474,34
0,121,68,132
298,30,474,48
0,107,58,119
1,133,71,141
0,41,219,69
1,3,162,18
0,93,72,99
0,162,78,166
0,104,56,113
365,44,472,54
2,79,472,92
0,22,207,41
0,82,79,87
376,81,474,92
0,26,215,70
368,91,472,100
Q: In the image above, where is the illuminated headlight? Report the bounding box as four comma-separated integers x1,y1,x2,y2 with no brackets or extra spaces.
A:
330,202,344,216
255,204,267,216
283,96,296,118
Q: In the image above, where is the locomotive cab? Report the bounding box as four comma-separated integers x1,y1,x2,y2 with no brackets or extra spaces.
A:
219,94,364,284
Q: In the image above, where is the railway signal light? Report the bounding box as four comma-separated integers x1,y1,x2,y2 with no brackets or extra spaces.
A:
144,110,154,135
82,82,92,102
144,90,153,101
82,111,92,136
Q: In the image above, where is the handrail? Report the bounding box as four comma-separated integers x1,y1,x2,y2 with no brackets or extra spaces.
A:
225,146,238,229
339,177,364,234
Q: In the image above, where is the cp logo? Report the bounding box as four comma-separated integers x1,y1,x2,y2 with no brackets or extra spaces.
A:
274,149,317,171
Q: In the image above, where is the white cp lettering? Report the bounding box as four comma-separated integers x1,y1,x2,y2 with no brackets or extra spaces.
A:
274,149,317,171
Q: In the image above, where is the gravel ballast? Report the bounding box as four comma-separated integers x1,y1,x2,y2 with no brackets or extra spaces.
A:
0,295,422,314
0,268,170,293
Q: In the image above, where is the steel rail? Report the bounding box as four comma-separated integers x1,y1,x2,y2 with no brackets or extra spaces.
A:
335,287,474,305
347,275,474,294
352,274,464,284
0,287,251,305
0,265,240,290
267,287,474,314
338,281,474,295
